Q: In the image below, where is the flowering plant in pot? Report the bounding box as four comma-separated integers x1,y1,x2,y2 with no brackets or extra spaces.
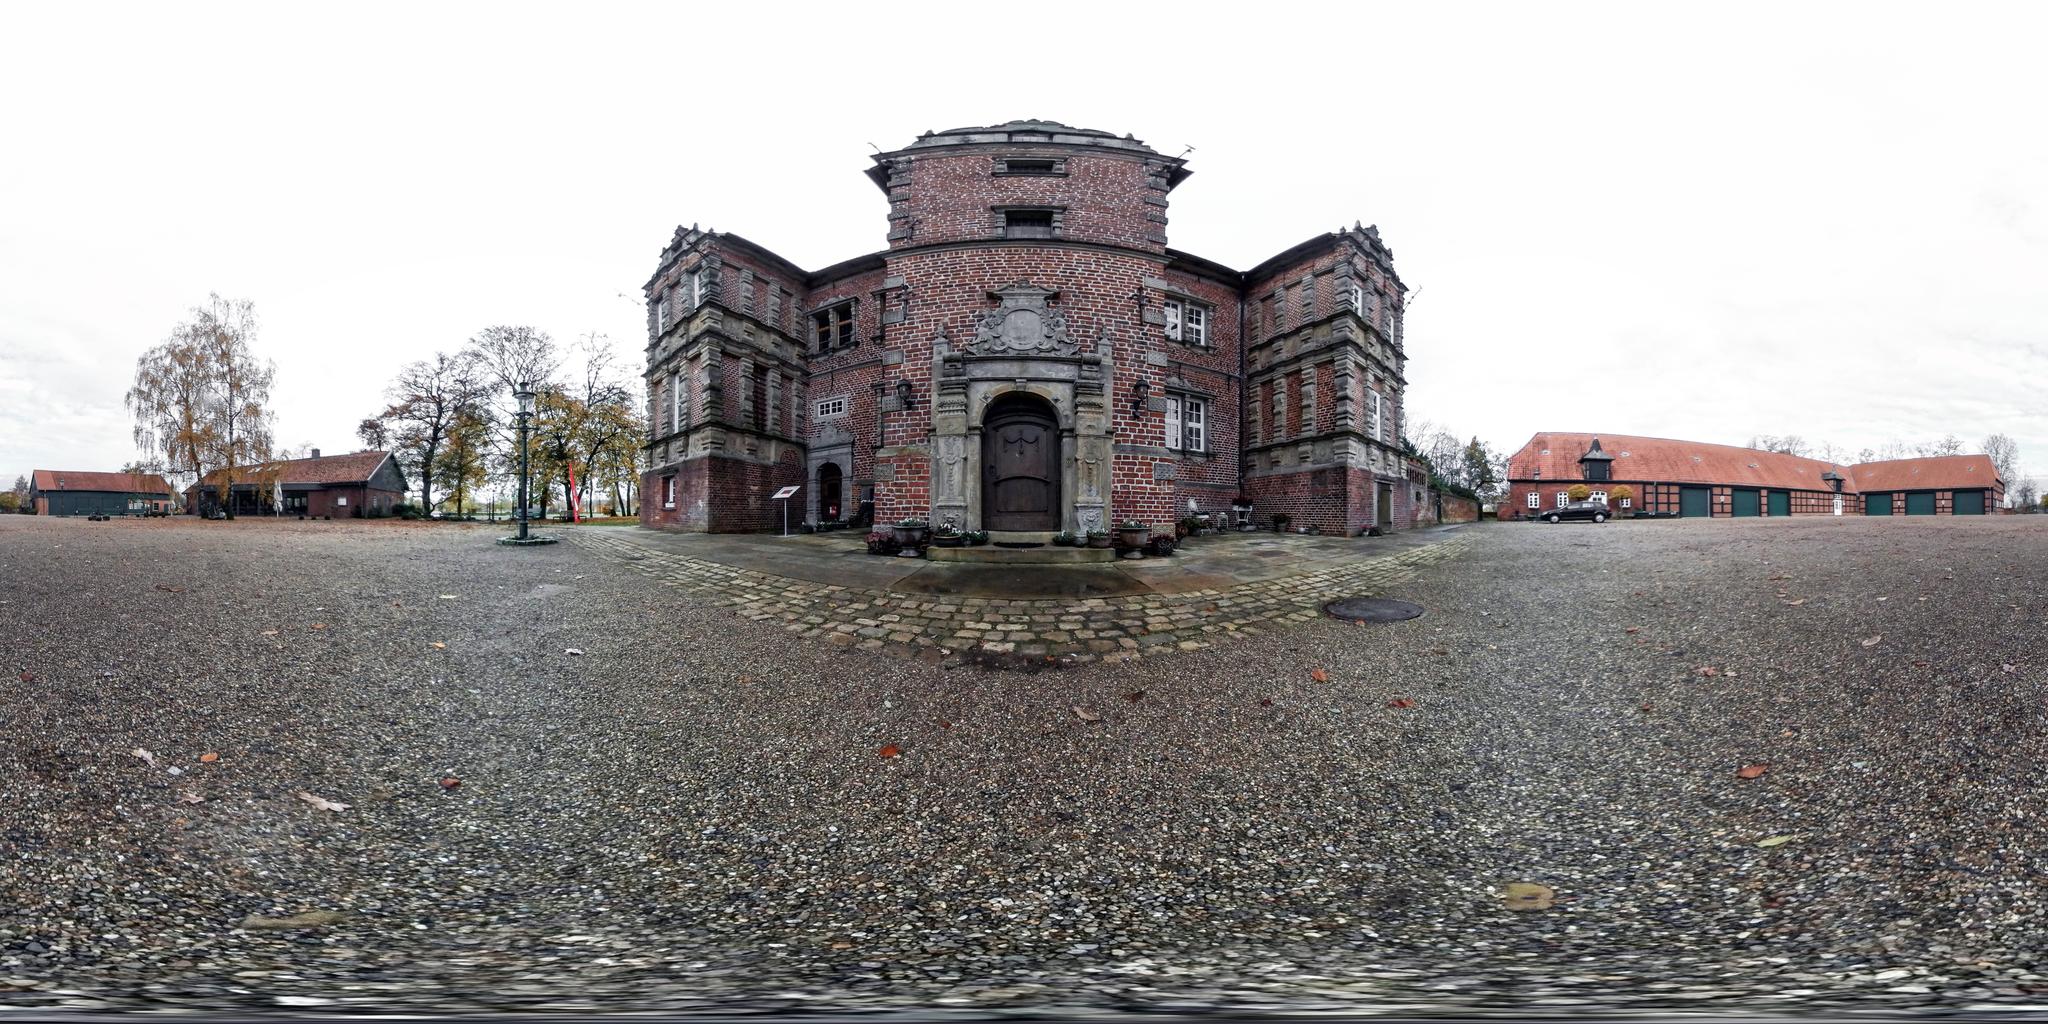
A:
1085,530,1112,549
930,524,964,547
1147,533,1177,556
1116,519,1148,549
965,529,989,546
864,530,899,556
891,518,928,547
1051,530,1077,546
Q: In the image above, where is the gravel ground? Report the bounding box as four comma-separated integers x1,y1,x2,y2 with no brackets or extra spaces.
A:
3,514,2046,1017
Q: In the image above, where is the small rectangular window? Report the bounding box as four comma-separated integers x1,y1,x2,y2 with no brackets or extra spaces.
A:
1350,282,1367,318
1368,390,1384,440
811,302,855,351
1556,491,1569,508
670,372,682,433
1164,396,1181,450
690,269,706,308
662,475,676,509
998,158,1061,175
815,396,848,419
1163,299,1208,346
1183,398,1206,453
1527,492,1540,509
1003,209,1055,239
1591,490,1607,505
655,288,671,333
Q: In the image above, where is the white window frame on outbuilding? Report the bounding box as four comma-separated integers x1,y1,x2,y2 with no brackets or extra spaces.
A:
1526,491,1540,509
1591,490,1608,505
1556,491,1569,508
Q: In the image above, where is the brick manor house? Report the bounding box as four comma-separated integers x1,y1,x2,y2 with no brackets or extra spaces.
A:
639,120,1414,537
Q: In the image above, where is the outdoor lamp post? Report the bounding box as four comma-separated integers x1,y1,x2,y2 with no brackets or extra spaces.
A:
514,381,535,541
499,381,556,545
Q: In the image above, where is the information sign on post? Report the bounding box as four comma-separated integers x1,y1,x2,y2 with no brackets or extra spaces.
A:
771,485,801,537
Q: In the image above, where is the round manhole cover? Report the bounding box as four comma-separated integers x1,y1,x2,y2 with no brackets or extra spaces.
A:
1323,597,1424,623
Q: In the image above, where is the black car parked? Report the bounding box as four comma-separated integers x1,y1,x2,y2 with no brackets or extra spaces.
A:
1540,501,1612,524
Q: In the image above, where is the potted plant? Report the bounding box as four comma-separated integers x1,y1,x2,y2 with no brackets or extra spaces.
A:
965,529,989,546
1116,519,1148,550
931,524,964,547
1086,529,1112,549
891,517,928,548
1176,515,1201,539
1272,512,1291,533
1051,530,1076,547
1147,533,1176,556
865,530,899,556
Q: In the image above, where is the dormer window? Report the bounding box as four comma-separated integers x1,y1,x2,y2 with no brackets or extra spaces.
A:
1585,461,1610,482
995,157,1065,176
999,207,1059,239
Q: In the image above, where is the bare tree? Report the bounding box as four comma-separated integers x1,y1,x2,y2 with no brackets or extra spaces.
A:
126,294,274,516
369,351,489,512
1917,434,1964,458
1748,434,1811,458
357,417,390,450
1982,434,2020,504
2014,478,2038,513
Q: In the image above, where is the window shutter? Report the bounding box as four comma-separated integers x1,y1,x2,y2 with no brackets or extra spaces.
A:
1164,396,1181,449
1163,301,1181,341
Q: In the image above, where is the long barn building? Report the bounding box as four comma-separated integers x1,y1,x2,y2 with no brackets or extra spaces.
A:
1504,433,2005,519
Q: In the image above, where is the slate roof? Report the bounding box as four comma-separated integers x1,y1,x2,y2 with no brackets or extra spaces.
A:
31,470,174,495
197,451,395,488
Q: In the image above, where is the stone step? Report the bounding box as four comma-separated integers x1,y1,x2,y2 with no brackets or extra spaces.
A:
926,544,1117,564
987,530,1054,546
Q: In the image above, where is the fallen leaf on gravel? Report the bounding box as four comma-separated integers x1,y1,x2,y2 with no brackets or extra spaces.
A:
1780,728,1800,737
1259,698,1275,707
199,752,219,763
311,623,328,631
240,910,347,931
937,720,952,730
18,671,34,683
830,940,855,950
1912,659,1930,668
1861,635,1882,647
439,777,461,790
177,791,205,805
294,790,350,813
1781,598,1806,606
878,744,902,759
1310,668,1330,683
565,648,585,656
429,642,446,649
1757,835,1795,848
1737,764,1770,779
2003,664,2018,674
131,748,157,768
154,584,185,593
1624,627,1639,634
1696,666,1720,677
1501,882,1556,911
438,595,459,600
260,629,279,636
1125,690,1146,702
1074,705,1101,722
1724,668,1740,678
1387,697,1417,709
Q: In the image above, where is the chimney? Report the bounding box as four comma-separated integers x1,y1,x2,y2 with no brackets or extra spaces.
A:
310,448,321,459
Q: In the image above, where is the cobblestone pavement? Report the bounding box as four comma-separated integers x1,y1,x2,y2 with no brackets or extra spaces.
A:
567,528,1473,665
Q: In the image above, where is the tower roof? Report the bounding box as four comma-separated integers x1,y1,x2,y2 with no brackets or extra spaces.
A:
897,119,1165,156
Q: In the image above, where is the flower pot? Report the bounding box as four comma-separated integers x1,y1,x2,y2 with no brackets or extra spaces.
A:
932,534,963,547
892,525,923,547
1087,534,1113,549
1117,527,1147,549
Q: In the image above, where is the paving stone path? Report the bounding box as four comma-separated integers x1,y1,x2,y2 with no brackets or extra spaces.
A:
569,529,1472,665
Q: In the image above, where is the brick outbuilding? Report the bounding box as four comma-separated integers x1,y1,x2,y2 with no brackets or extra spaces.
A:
187,450,407,518
640,120,1414,537
1504,433,2004,519
28,470,175,516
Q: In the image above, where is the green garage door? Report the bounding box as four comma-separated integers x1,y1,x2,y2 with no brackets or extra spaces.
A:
1953,491,1985,515
1906,492,1936,516
1768,491,1791,516
1680,486,1712,518
1864,492,1891,515
1730,488,1761,517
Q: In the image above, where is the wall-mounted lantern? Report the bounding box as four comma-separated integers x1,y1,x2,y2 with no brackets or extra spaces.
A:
1131,379,1150,412
895,378,914,409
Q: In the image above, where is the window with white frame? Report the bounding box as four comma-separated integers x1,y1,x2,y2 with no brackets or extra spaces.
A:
655,288,671,333
1591,490,1608,505
1164,395,1207,453
662,475,676,509
690,268,706,308
1620,497,1632,509
669,372,682,433
1350,281,1367,318
1556,491,1569,508
1526,491,1540,509
1163,298,1208,347
1368,390,1384,440
814,395,848,420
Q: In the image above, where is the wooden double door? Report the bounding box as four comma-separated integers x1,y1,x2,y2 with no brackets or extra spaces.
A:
982,397,1061,532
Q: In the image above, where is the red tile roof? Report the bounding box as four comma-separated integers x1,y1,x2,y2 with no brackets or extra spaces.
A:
198,451,395,487
1507,433,1851,492
31,470,174,495
1850,454,2002,494
1508,433,2005,496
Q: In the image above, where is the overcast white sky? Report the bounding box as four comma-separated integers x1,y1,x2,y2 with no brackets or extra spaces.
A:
3,1,2044,492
